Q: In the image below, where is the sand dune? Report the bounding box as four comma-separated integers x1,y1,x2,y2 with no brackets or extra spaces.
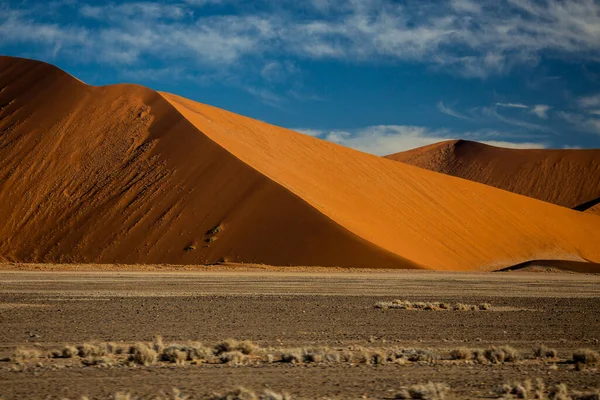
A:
1,56,599,271
386,140,600,213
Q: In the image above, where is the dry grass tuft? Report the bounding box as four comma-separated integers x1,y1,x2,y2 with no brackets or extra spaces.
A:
187,342,214,361
376,300,491,312
498,380,600,400
153,335,165,353
77,343,106,358
395,382,450,399
128,343,157,366
210,386,291,400
572,349,600,364
534,345,558,359
10,347,40,362
219,350,248,365
449,347,473,360
161,346,189,364
237,340,259,355
484,346,520,363
281,349,302,364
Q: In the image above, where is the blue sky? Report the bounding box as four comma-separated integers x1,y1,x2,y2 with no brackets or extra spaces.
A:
2,0,600,154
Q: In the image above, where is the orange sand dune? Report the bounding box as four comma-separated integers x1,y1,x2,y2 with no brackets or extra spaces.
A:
386,140,600,213
1,56,599,271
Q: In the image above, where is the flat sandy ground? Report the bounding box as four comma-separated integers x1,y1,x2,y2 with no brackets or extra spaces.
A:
0,266,599,399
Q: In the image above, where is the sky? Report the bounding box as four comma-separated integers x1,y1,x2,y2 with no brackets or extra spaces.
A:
1,0,600,154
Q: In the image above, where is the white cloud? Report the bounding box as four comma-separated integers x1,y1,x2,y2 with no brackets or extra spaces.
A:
292,125,547,155
482,106,554,133
437,102,477,121
496,103,529,109
2,0,600,77
557,111,600,135
579,94,600,109
530,104,551,119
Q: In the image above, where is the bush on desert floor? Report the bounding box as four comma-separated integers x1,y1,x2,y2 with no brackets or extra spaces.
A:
534,345,558,360
161,346,189,364
128,343,157,366
449,347,473,360
214,339,259,356
572,349,600,364
375,299,491,311
77,343,107,358
219,351,248,365
10,347,40,362
395,382,450,399
484,346,520,363
210,387,292,400
498,380,600,400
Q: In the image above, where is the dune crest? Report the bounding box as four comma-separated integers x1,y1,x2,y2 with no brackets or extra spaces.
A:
1,56,599,271
386,140,600,212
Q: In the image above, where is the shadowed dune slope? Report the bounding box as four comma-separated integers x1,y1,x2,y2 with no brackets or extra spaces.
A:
1,56,600,271
386,140,600,212
162,93,600,271
0,56,416,269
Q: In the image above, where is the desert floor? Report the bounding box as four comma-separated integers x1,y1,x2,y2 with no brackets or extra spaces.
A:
0,266,599,399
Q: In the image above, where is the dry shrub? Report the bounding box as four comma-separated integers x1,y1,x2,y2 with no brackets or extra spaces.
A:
220,351,248,365
214,338,258,355
498,379,543,399
360,350,388,365
572,349,600,364
281,349,302,364
479,303,491,310
449,347,473,360
161,346,188,364
484,346,520,363
215,338,239,354
534,345,558,359
81,357,113,367
11,347,40,362
187,342,213,361
237,340,258,355
153,335,165,353
210,387,291,400
128,343,157,366
453,303,469,311
77,343,106,358
403,348,438,363
396,382,450,399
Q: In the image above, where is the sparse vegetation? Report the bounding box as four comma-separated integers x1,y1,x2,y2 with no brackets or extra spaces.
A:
572,349,599,364
375,300,492,311
534,345,558,359
484,346,520,363
497,380,600,400
395,382,450,399
128,343,158,366
206,225,222,235
10,347,40,362
449,347,473,360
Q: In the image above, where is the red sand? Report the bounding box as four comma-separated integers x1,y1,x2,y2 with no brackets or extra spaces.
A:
1,56,599,271
386,140,600,213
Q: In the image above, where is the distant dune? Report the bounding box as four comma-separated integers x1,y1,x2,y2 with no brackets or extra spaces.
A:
386,140,600,213
1,56,599,271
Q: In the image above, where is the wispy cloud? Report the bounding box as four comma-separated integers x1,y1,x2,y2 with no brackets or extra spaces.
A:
557,111,600,135
2,0,600,78
496,103,529,109
579,93,600,109
293,125,547,155
437,102,477,121
530,104,551,119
